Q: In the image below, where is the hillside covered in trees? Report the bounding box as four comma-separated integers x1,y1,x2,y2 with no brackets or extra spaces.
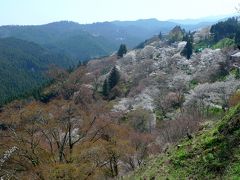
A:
0,37,73,105
1,16,240,179
0,22,117,61
0,18,223,106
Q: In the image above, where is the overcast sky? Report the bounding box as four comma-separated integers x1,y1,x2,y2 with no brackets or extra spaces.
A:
0,0,238,25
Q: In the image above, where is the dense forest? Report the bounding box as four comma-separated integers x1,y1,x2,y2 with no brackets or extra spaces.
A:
193,17,240,51
210,17,239,42
0,37,73,105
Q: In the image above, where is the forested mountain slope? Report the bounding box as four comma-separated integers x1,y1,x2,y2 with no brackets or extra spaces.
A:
1,27,240,178
1,17,240,179
0,22,116,61
0,37,73,104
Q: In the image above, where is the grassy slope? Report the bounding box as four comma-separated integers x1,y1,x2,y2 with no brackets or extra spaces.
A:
128,104,240,179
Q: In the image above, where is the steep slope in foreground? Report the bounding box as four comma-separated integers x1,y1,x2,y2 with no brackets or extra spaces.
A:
128,104,240,179
0,37,73,105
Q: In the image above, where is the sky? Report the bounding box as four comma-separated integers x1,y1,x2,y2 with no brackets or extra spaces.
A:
0,0,239,25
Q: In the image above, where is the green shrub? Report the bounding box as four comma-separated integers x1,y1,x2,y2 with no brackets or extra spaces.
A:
194,40,210,52
189,79,198,89
212,38,235,49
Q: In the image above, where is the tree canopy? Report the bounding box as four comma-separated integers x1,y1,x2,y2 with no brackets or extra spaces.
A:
102,66,120,97
210,17,239,42
181,35,193,59
117,44,127,58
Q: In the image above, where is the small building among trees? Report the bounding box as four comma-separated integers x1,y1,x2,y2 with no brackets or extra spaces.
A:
230,52,240,68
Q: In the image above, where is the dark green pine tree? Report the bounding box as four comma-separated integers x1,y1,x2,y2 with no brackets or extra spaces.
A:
235,29,240,49
108,66,120,90
181,38,193,60
117,44,127,58
182,34,188,41
102,78,109,97
158,32,163,39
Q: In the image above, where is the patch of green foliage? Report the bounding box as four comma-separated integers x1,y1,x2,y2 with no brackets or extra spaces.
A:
168,26,185,43
154,110,165,122
206,107,224,118
225,148,240,179
189,79,198,89
212,38,235,49
231,68,240,79
194,40,211,52
127,104,240,179
194,38,234,52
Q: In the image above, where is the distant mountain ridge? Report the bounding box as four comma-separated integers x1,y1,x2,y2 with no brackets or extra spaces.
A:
0,16,232,61
0,22,116,61
169,13,237,25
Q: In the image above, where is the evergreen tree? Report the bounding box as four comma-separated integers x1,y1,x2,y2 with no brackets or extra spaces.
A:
181,38,193,60
158,32,163,39
210,17,239,42
102,78,109,97
108,66,120,89
102,66,120,97
235,29,240,49
182,34,188,41
117,44,127,58
77,60,83,68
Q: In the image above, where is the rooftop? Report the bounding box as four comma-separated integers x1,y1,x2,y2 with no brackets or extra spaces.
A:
231,52,240,58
